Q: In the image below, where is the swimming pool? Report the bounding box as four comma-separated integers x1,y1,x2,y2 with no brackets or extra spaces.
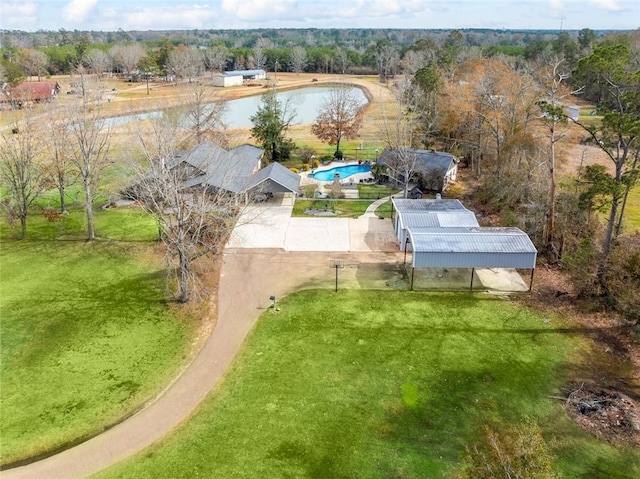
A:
311,164,372,181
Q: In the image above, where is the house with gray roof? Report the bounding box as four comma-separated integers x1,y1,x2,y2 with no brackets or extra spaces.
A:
377,148,459,192
169,141,300,197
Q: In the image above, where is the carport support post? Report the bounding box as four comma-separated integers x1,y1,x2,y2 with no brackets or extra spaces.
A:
410,267,415,291
469,268,475,292
529,268,535,292
403,238,409,264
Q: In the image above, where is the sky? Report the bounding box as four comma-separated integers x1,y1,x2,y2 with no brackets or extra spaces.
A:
1,0,638,32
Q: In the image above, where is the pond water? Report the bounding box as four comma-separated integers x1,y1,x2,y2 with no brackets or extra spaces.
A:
104,86,368,129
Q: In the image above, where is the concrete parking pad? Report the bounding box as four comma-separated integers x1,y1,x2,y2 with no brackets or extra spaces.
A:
228,203,398,253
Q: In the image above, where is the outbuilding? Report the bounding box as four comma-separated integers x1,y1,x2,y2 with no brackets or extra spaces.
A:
212,74,244,87
393,198,537,291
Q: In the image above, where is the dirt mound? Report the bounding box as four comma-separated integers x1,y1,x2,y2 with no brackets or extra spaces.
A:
564,382,640,447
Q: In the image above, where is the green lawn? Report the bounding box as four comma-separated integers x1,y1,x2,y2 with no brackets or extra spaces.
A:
95,290,640,479
293,185,398,218
0,208,195,465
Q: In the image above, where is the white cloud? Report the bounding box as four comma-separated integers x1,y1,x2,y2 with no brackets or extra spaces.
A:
549,0,565,11
221,0,296,21
588,0,622,11
120,5,219,29
338,0,424,18
62,0,99,23
0,1,38,29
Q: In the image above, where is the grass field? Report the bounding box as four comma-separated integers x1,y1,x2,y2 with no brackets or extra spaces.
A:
0,208,196,465
621,187,640,233
95,290,640,479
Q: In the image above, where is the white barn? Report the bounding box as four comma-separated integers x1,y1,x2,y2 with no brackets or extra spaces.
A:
212,74,244,87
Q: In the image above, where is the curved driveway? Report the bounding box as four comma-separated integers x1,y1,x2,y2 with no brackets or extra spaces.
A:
3,205,401,479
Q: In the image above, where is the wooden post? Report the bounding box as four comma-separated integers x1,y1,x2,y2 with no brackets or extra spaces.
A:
470,268,475,291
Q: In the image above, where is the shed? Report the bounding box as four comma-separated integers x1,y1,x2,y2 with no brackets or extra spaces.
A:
212,74,244,87
393,199,479,248
222,69,266,80
393,198,537,291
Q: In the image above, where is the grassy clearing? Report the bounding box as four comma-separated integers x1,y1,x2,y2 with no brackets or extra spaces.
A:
292,199,372,217
0,208,195,465
621,187,639,233
357,184,399,200
95,290,640,479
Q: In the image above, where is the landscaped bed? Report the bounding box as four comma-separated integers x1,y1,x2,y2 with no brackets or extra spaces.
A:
0,208,197,466
95,290,640,478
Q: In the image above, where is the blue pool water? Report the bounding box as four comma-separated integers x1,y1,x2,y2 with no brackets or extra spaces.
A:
311,164,372,181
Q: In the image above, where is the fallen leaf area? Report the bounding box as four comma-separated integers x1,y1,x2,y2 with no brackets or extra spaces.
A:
521,267,640,448
563,382,640,447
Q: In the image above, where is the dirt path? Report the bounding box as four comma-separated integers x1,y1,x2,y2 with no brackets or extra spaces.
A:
2,249,403,479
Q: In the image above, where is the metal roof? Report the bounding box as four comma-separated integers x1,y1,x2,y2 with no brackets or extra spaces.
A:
223,69,266,77
393,198,467,212
395,199,479,230
407,227,537,254
393,199,538,269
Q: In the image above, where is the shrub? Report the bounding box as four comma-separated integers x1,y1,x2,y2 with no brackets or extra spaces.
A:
602,233,640,321
334,150,343,160
289,167,299,174
297,148,316,164
300,164,310,172
313,159,320,169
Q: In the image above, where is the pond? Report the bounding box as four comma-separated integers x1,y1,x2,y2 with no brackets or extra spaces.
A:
103,85,368,129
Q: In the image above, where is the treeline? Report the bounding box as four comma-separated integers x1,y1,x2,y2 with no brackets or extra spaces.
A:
0,27,617,79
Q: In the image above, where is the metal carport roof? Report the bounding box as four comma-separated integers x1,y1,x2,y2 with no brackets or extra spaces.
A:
406,227,537,269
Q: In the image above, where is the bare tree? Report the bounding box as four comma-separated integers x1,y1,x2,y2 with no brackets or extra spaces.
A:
536,57,581,257
43,110,75,214
181,82,227,145
203,45,229,75
378,77,422,198
290,46,307,75
336,47,349,75
16,48,48,81
129,110,243,303
84,48,112,76
311,85,364,158
374,41,399,83
0,110,44,239
109,43,145,75
167,46,204,84
66,69,112,241
251,44,266,71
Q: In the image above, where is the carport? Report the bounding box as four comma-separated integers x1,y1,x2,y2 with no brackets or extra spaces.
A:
393,199,537,292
